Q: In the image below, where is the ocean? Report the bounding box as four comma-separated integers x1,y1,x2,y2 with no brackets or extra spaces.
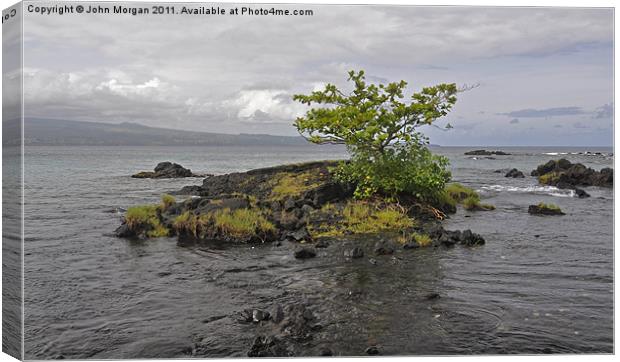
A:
11,145,613,357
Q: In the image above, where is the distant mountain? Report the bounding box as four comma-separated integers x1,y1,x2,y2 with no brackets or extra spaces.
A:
3,118,309,146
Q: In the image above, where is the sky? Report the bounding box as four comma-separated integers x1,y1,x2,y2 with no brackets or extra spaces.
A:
16,2,614,146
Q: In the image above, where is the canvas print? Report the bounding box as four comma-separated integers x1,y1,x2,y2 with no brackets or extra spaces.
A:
2,1,614,359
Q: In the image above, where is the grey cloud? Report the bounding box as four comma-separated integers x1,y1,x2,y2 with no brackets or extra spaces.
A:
593,103,613,119
499,107,585,118
18,3,613,142
573,122,589,129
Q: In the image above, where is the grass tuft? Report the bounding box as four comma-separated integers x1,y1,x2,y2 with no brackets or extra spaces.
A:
212,208,275,238
538,172,561,185
270,171,325,200
412,233,433,247
537,202,562,212
173,208,274,240
308,200,415,238
462,196,495,211
161,194,176,209
125,204,169,237
444,183,479,203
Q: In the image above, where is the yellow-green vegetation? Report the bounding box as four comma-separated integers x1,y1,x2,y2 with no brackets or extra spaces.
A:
462,195,495,211
537,202,562,212
125,204,169,237
229,193,258,206
308,201,415,239
213,208,275,238
439,183,495,211
173,211,207,238
538,172,561,185
444,183,479,203
412,233,433,247
173,208,274,239
161,194,176,209
270,171,326,200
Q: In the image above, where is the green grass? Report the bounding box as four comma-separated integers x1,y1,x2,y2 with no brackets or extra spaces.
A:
343,202,415,234
538,172,561,185
161,194,176,209
173,211,205,238
173,208,274,240
308,200,415,238
444,183,479,203
462,196,495,211
270,171,326,200
536,202,562,212
212,208,275,238
434,189,457,209
412,233,433,247
125,204,169,237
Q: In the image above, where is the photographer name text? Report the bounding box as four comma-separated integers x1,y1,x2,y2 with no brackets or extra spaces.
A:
26,4,314,17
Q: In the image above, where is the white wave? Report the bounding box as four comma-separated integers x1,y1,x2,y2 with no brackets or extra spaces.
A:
480,184,575,197
543,152,568,156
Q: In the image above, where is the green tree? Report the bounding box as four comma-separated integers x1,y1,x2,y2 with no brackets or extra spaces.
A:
293,70,458,200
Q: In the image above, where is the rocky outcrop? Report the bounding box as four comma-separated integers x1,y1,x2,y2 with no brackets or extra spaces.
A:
132,162,205,178
294,247,317,259
432,228,485,247
505,168,525,178
528,204,565,216
574,188,590,198
532,159,612,188
464,149,511,156
118,161,487,255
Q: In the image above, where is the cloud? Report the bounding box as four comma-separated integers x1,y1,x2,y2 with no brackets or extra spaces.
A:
593,103,613,119
499,107,586,118
573,122,589,129
224,89,306,123
509,118,520,124
17,4,613,143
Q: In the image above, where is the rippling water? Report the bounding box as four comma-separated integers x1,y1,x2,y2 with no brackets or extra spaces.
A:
19,145,613,358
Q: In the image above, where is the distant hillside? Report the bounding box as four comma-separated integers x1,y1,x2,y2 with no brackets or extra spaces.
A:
3,118,309,146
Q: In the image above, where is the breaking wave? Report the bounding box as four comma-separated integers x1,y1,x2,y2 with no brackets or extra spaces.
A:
479,184,575,197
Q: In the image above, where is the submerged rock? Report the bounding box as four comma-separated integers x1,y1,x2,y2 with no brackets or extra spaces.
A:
344,247,364,259
403,241,420,249
247,336,291,357
574,188,591,198
505,168,525,178
314,239,330,248
461,230,486,246
114,224,132,238
132,161,203,178
373,240,395,255
294,247,317,259
253,309,271,323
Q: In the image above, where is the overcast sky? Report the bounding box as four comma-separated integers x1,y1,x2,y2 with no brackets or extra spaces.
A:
20,3,613,146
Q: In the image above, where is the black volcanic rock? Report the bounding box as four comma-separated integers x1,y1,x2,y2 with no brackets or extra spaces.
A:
528,204,565,216
132,162,203,178
505,168,525,178
294,247,317,259
465,149,511,156
532,159,612,188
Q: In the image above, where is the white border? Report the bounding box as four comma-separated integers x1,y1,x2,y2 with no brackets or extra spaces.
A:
0,1,616,362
